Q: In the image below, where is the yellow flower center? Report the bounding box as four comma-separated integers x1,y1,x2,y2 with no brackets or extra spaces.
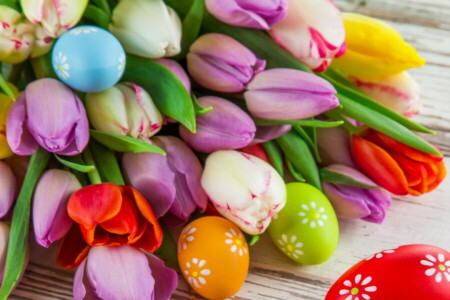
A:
192,271,198,277
287,245,293,252
235,239,242,245
312,213,320,219
438,264,446,271
351,287,359,295
59,65,64,71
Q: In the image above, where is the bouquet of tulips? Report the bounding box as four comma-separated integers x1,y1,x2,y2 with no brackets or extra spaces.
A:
0,0,447,299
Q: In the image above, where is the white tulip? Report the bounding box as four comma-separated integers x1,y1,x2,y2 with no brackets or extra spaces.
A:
201,150,286,235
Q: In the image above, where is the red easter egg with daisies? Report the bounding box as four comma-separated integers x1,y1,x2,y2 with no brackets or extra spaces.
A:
326,244,450,300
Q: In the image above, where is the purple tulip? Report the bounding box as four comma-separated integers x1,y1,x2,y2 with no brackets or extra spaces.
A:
0,162,16,219
74,246,177,300
179,96,256,153
33,169,81,247
187,33,266,93
122,136,207,227
317,126,356,167
322,164,392,224
7,78,89,156
250,124,291,145
205,0,287,30
244,68,339,120
155,58,191,93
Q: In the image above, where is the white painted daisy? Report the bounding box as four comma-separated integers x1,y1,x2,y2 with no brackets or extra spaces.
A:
118,54,125,77
339,274,377,300
420,253,450,283
54,52,70,80
183,258,211,289
365,248,397,261
70,26,99,35
277,234,304,259
178,225,197,252
224,227,248,256
298,202,328,229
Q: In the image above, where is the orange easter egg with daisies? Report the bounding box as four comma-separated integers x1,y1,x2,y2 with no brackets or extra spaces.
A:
178,216,249,299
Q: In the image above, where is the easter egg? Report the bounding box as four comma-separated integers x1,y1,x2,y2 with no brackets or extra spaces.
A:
268,182,339,264
326,244,450,300
52,25,125,92
178,216,249,299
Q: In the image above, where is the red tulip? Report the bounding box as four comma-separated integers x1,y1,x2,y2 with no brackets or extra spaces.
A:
57,183,163,268
351,130,446,196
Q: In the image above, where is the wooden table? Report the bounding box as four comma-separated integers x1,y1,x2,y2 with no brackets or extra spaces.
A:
10,0,450,299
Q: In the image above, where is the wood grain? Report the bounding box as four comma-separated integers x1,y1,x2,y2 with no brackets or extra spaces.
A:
10,1,450,299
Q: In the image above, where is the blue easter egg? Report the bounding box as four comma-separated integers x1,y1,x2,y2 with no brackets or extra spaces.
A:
52,25,126,93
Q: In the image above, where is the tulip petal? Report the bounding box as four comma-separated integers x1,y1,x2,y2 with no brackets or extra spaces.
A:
0,162,16,218
352,136,409,195
73,259,98,300
100,192,139,236
56,225,90,269
322,183,372,219
86,246,155,300
250,124,291,145
6,94,39,155
57,0,89,32
145,253,178,300
33,169,80,247
68,183,123,230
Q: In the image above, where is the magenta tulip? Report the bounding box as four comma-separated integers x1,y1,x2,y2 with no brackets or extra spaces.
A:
250,124,292,145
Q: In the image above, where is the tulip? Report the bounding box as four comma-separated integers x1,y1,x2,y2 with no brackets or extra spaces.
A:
179,96,256,153
155,59,191,93
244,68,339,120
349,72,421,117
331,13,426,78
31,24,54,58
201,150,286,234
4,155,29,186
0,5,35,64
187,33,266,93
352,129,446,196
7,78,89,156
270,0,346,72
0,222,10,282
86,83,162,140
240,144,270,164
123,136,208,227
317,126,355,167
205,0,287,30
20,0,88,38
33,169,81,247
0,83,18,160
74,246,177,300
110,0,182,58
322,164,392,223
0,162,16,219
250,124,291,145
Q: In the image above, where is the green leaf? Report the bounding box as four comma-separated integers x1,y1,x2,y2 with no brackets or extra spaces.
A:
261,140,284,177
30,54,58,79
90,140,125,185
0,73,15,101
123,55,196,132
83,4,110,29
286,160,305,182
90,130,166,155
175,0,204,60
320,169,379,189
154,224,179,272
0,148,51,300
0,0,19,10
337,95,441,156
276,131,321,191
254,118,343,128
93,0,111,17
55,154,95,173
293,125,321,163
192,94,213,115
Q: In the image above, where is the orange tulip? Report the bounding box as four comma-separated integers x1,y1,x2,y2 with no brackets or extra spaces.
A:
351,130,446,196
57,183,163,268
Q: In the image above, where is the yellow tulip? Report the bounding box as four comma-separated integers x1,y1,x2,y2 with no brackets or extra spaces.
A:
0,83,18,159
331,13,425,78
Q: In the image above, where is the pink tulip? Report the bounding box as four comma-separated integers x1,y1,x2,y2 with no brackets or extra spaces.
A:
271,0,346,72
317,126,355,167
0,162,16,219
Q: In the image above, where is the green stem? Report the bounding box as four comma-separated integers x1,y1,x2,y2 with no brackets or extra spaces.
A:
0,148,51,300
94,0,111,17
83,147,102,185
154,225,180,272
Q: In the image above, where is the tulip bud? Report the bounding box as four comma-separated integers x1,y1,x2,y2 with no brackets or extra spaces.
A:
155,59,191,94
201,150,286,234
0,5,35,64
349,72,421,117
317,126,355,167
187,33,266,93
20,0,88,38
0,83,18,160
7,78,89,156
250,124,291,145
86,83,162,140
322,164,392,223
33,170,81,247
0,222,10,281
0,162,16,219
331,13,426,78
110,0,182,58
123,136,208,227
244,68,339,120
270,0,346,72
31,24,54,58
205,0,287,30
179,96,256,153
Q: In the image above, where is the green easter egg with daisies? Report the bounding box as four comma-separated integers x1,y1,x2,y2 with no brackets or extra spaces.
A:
268,182,339,264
